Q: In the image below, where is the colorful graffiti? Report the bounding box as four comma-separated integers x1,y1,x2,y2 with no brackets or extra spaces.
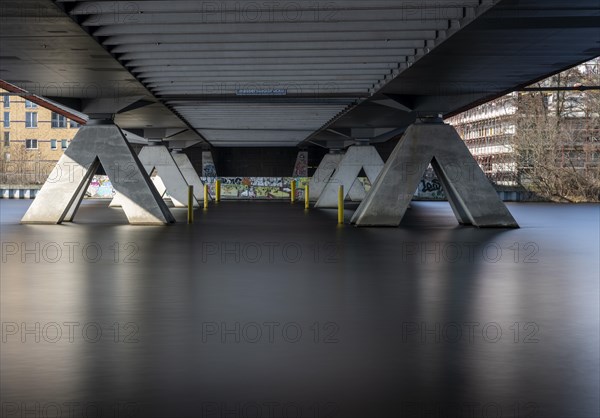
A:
202,177,310,200
292,151,308,177
202,152,217,177
83,174,446,201
87,176,115,198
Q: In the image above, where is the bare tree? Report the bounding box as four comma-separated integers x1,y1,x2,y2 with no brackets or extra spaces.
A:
513,59,600,202
0,142,54,185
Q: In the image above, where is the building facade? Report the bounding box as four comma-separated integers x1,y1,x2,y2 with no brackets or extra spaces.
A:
0,86,83,185
447,58,600,194
447,93,519,186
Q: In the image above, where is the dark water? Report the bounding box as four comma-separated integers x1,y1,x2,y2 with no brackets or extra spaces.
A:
1,200,598,418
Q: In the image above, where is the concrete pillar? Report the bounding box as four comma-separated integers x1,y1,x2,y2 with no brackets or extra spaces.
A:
292,151,309,177
21,120,175,225
63,160,97,222
309,152,342,201
314,145,384,208
111,144,199,208
202,151,217,177
109,171,167,207
171,150,207,201
150,174,168,198
309,151,366,202
350,121,519,228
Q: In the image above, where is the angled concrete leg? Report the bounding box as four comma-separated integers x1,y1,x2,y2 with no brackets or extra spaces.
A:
202,151,217,177
309,152,370,202
22,121,175,225
348,179,367,201
110,172,167,208
309,153,342,201
151,174,168,198
315,146,384,208
172,151,206,201
292,151,309,177
112,145,199,208
63,160,100,222
350,122,519,228
139,146,198,208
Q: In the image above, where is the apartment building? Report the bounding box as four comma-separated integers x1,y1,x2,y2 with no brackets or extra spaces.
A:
0,84,85,184
447,58,600,190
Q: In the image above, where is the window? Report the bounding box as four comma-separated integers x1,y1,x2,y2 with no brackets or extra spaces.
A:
51,112,67,128
25,139,38,149
2,95,9,108
50,139,57,150
3,112,9,128
25,100,37,108
3,132,9,147
61,139,68,149
69,119,80,128
25,112,38,128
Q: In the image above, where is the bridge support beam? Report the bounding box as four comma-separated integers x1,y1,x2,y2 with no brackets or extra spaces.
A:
351,121,519,228
309,152,342,201
21,120,175,225
309,152,367,202
111,144,199,208
171,150,207,201
315,145,384,208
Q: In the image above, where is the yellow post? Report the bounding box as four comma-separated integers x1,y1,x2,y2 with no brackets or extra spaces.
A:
187,185,194,224
215,179,221,202
204,184,209,209
305,184,310,210
291,180,296,204
338,185,344,225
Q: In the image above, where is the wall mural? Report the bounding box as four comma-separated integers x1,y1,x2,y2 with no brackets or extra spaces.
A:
292,151,308,177
85,175,445,200
201,177,310,200
418,168,446,200
87,176,115,199
202,151,217,178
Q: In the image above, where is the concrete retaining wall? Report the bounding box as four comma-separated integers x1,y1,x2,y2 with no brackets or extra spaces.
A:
1,179,535,202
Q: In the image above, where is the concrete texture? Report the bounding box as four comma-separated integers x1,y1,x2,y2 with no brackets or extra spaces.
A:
315,145,384,208
351,122,519,228
109,171,167,207
139,145,199,208
172,151,207,201
292,150,309,177
202,150,217,177
63,162,98,222
309,153,342,201
21,122,175,225
151,174,168,198
112,145,199,208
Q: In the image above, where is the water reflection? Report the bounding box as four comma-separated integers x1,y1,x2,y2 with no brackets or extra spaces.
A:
1,200,598,417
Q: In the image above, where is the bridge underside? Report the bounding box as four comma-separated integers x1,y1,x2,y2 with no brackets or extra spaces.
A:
1,0,598,225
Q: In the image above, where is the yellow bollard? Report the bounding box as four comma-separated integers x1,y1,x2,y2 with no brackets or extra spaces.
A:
338,185,344,225
305,184,310,210
204,184,209,209
215,179,221,203
187,185,194,224
291,180,296,204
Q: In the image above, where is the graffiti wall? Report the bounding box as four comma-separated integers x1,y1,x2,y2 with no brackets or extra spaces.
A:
84,174,446,200
202,151,217,177
292,152,308,177
416,168,446,200
87,176,115,198
202,177,310,200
